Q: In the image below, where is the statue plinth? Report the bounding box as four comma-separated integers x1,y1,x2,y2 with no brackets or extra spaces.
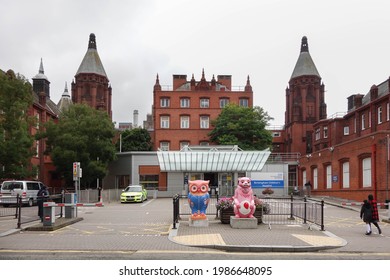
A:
230,216,258,229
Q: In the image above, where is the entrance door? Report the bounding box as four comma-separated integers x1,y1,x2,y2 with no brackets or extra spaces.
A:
218,173,233,196
204,173,218,197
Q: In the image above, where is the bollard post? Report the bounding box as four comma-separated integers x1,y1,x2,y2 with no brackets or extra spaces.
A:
321,200,325,231
17,194,22,229
289,194,294,220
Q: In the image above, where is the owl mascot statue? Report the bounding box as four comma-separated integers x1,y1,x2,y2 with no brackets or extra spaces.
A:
233,177,255,218
188,180,210,220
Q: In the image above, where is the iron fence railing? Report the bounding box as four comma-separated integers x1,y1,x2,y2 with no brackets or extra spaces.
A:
172,195,324,230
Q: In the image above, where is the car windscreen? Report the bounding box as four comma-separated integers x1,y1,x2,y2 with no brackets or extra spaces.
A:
2,182,23,190
125,186,142,192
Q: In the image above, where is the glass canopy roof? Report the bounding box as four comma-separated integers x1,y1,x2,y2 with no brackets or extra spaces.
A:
157,146,271,172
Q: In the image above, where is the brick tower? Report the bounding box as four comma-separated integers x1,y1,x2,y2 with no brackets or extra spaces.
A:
284,36,327,155
71,33,112,119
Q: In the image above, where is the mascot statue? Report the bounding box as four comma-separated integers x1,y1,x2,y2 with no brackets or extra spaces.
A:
188,180,210,220
233,177,255,218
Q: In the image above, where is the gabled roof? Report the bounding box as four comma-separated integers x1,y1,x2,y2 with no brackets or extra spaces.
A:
290,36,320,80
76,33,107,78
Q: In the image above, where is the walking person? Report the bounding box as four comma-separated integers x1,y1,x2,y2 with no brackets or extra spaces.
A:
304,181,312,197
360,200,372,235
37,185,49,222
368,194,382,235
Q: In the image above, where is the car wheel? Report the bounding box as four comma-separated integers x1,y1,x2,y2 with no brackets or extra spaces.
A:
28,199,33,207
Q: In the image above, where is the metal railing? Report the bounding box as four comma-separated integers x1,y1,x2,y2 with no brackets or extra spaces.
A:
0,193,64,229
172,195,324,230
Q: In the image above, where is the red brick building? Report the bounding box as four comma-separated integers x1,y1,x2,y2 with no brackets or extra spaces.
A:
299,81,390,202
30,59,62,190
152,69,253,151
274,36,390,202
71,33,112,119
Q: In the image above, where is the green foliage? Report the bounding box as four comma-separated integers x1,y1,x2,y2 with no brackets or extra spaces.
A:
40,104,117,188
0,70,36,179
116,127,152,152
208,104,273,150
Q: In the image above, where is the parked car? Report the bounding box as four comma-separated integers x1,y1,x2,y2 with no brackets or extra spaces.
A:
0,180,47,207
120,185,148,203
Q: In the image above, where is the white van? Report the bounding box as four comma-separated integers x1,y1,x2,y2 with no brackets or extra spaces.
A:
0,180,46,207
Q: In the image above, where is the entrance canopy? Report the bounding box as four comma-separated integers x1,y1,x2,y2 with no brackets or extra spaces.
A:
157,145,271,172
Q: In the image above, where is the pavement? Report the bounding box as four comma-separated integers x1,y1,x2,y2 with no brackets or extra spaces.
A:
1,196,389,253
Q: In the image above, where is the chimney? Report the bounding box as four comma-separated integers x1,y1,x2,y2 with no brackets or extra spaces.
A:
133,110,139,128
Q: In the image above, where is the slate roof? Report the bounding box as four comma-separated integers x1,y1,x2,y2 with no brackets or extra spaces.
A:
290,36,321,80
75,33,107,77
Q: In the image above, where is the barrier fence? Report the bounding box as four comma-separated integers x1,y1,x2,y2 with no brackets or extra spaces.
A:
172,195,324,230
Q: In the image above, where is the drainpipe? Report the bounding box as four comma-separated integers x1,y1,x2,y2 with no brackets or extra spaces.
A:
372,144,377,200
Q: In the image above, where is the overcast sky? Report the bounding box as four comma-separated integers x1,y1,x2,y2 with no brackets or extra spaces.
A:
2,0,390,127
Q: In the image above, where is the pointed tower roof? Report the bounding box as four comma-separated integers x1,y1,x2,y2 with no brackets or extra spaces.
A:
33,58,49,80
57,82,73,112
290,36,320,80
76,33,108,77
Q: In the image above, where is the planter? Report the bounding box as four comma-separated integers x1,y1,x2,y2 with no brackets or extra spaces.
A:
219,207,263,224
219,208,235,224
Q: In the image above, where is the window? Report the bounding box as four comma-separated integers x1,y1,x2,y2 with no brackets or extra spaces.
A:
219,98,229,108
160,98,170,107
272,132,281,137
343,126,350,135
180,116,189,129
160,142,170,151
239,98,249,107
387,103,389,121
199,141,209,146
323,126,328,138
378,106,383,124
326,165,332,189
315,128,321,140
180,98,190,108
35,140,39,157
200,116,209,129
313,168,318,190
361,114,365,130
160,116,170,128
362,157,371,187
369,111,371,127
200,98,209,108
342,162,350,188
139,174,159,190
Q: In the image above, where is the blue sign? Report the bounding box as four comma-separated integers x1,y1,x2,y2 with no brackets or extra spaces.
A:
251,180,284,189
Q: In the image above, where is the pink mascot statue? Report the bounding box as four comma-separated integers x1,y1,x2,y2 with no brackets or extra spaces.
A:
233,177,255,218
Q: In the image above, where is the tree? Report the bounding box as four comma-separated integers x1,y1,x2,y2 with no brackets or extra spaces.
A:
208,104,273,150
116,128,152,152
41,104,117,188
0,70,36,179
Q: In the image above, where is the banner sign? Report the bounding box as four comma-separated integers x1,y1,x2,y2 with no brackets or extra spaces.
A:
251,172,284,189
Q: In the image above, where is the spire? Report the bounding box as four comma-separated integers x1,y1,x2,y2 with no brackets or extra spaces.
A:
290,36,320,80
33,58,49,80
301,36,309,52
154,73,161,91
88,33,97,50
245,75,252,91
62,82,70,97
39,58,44,74
57,81,73,112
